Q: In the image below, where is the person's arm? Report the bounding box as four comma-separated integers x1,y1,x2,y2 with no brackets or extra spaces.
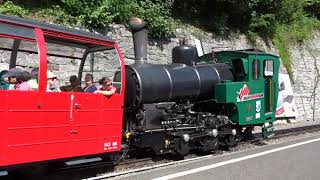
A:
60,85,69,92
95,87,116,96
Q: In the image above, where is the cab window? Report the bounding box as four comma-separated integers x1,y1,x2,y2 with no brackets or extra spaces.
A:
232,59,245,81
252,60,260,80
264,60,273,77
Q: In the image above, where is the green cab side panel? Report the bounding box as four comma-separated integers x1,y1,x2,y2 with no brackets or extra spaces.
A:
215,82,267,125
213,51,280,126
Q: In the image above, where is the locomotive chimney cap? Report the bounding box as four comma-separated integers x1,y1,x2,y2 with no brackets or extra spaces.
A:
129,17,146,32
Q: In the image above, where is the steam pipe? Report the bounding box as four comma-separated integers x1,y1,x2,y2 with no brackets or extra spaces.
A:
129,17,148,64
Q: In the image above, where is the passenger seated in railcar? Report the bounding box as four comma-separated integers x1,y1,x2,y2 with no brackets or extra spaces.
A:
3,68,32,91
46,71,60,92
27,67,39,90
94,77,116,96
2,68,21,90
60,75,83,92
0,70,9,90
15,71,32,91
83,73,97,93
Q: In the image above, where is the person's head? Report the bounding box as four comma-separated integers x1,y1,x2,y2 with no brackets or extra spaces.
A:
85,73,94,86
99,77,112,90
31,67,39,80
3,68,22,84
47,71,58,87
16,71,31,83
0,70,10,90
0,70,8,82
69,75,80,86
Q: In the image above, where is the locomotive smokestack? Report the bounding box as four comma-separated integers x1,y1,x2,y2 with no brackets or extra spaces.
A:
129,17,148,64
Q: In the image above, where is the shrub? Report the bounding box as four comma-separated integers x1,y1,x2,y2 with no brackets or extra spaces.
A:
0,1,29,17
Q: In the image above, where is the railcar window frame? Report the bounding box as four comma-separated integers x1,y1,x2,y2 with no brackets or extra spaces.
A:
0,24,40,91
43,33,122,94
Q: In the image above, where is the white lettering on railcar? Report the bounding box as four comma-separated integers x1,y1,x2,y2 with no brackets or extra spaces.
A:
104,141,118,150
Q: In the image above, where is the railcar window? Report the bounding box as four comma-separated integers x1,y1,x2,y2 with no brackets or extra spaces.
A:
44,38,121,94
0,36,39,91
252,60,260,80
82,48,122,94
264,60,273,76
45,41,86,89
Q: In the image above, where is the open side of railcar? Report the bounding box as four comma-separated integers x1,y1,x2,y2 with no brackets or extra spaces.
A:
0,15,126,169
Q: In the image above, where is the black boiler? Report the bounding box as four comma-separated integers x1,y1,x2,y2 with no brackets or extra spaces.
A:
124,63,234,108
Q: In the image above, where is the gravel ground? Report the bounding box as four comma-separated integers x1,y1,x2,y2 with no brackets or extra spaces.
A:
252,119,320,133
273,119,320,129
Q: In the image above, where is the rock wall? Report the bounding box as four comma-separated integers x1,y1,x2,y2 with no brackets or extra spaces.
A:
290,31,320,121
108,25,320,122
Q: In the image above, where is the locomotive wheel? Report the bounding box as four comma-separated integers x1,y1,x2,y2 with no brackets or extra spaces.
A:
224,135,238,147
243,127,254,141
201,137,219,153
175,139,190,157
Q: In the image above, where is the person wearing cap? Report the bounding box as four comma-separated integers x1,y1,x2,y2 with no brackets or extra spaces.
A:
47,71,60,92
27,67,39,90
2,68,31,91
94,77,116,96
2,68,21,85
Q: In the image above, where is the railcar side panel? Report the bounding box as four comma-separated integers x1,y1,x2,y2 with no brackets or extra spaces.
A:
100,94,124,152
1,91,73,165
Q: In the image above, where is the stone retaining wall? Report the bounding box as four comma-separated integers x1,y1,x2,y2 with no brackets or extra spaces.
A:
289,31,320,121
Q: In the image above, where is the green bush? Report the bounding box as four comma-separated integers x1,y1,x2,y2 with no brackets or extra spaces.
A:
0,1,29,17
1,0,320,78
304,0,320,18
0,0,175,37
60,0,174,36
61,0,116,28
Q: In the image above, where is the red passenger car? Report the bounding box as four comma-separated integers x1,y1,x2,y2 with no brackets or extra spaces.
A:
0,15,125,171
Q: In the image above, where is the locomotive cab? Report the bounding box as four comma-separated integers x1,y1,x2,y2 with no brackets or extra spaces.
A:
212,50,280,137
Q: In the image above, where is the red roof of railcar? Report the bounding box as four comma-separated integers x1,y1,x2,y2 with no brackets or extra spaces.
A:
0,14,115,43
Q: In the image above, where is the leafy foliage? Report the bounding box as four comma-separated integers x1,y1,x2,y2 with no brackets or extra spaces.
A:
0,0,174,37
1,0,320,77
304,0,320,18
0,1,29,16
61,0,116,28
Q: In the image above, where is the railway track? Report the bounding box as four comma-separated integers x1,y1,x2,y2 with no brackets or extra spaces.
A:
80,123,320,180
